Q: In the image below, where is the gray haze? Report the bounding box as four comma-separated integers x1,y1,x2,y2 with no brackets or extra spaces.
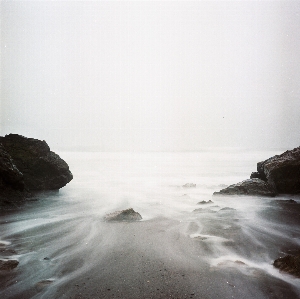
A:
1,1,300,151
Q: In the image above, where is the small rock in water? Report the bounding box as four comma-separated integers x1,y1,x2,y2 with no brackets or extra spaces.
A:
220,207,236,211
104,208,142,222
183,183,196,188
273,254,300,277
197,200,213,205
0,258,19,270
217,260,247,268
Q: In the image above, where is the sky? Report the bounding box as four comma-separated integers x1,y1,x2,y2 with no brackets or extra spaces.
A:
1,1,300,151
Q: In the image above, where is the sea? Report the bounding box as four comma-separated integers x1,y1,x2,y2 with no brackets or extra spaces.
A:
1,149,300,298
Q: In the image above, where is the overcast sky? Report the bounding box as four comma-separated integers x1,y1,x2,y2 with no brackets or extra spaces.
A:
1,1,300,151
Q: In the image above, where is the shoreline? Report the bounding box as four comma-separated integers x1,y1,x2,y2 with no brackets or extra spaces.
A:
1,195,300,299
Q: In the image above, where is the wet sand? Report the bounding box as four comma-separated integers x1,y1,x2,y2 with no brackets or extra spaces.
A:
1,195,300,299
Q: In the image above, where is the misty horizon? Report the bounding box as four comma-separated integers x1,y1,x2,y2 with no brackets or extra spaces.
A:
1,1,300,152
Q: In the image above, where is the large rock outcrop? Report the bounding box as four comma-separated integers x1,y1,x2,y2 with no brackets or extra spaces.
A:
214,147,300,196
0,144,24,191
255,147,300,194
213,179,276,197
0,134,73,204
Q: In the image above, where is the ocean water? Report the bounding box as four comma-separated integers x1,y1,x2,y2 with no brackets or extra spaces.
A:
1,150,300,298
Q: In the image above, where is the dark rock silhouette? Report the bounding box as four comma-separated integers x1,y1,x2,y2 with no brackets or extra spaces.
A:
197,200,213,205
273,254,300,277
256,146,300,194
213,179,276,197
104,208,142,222
0,134,73,205
215,147,300,196
0,144,24,191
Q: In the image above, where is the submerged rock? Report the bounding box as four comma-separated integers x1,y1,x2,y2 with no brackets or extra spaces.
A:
273,254,300,277
0,134,73,205
0,258,19,270
256,147,300,194
35,279,54,291
104,208,142,222
213,179,276,197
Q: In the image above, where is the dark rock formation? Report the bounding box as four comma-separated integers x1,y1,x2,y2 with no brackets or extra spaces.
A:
0,144,29,204
0,134,73,191
0,134,73,205
0,144,24,191
0,258,19,270
215,147,300,196
197,200,213,205
273,254,300,277
104,208,142,222
255,147,300,194
213,179,276,197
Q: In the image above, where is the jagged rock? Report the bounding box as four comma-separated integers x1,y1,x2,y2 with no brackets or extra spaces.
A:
104,208,142,222
183,183,196,188
0,258,19,270
197,200,213,205
0,134,73,206
273,254,300,277
0,134,73,192
213,179,276,197
256,147,300,194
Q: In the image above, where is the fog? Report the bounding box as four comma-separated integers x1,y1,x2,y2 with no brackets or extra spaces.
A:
1,1,300,151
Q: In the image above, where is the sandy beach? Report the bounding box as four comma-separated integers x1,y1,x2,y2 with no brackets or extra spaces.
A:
1,195,300,299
